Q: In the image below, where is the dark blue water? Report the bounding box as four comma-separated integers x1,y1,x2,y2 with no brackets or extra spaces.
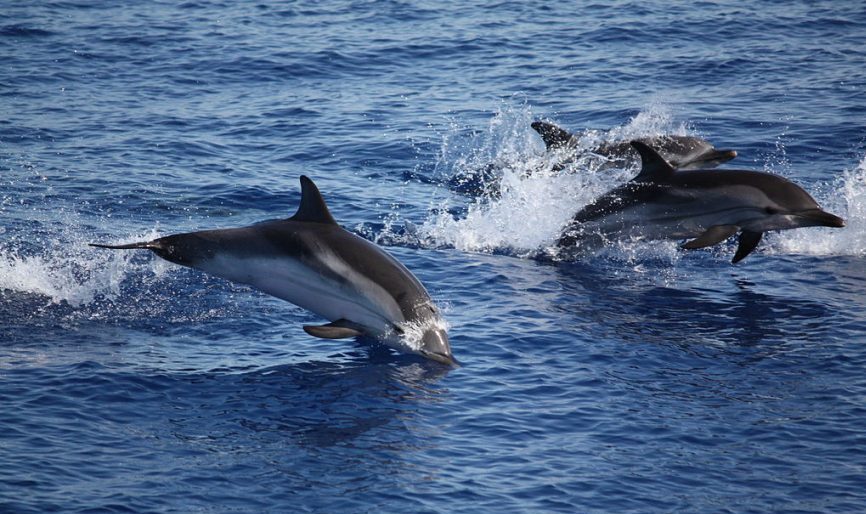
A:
3,1,866,512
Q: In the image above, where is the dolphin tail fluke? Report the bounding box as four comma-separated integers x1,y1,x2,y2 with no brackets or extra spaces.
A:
89,241,156,250
303,319,365,339
732,231,763,263
682,225,739,250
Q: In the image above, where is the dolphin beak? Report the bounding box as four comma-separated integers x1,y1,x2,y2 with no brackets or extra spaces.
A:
715,149,737,162
702,149,738,166
419,328,456,366
799,209,845,228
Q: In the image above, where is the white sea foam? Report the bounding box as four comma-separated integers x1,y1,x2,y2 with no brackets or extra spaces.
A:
418,102,689,259
775,154,866,257
397,314,451,353
0,229,165,307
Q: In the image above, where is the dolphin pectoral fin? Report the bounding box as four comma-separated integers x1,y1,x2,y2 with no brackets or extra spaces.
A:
303,319,366,339
732,231,763,264
681,225,739,250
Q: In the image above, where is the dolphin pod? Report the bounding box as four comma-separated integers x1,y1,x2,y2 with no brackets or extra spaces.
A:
92,176,454,365
91,122,846,365
557,141,845,263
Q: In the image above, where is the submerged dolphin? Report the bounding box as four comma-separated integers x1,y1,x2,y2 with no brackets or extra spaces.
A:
446,120,738,198
91,176,454,364
557,141,844,263
531,120,738,170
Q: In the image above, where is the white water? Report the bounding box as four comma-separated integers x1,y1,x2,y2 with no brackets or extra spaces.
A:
397,314,451,353
776,155,866,257
0,229,167,307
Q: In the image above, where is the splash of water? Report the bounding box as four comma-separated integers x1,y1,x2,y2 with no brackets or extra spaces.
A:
417,102,689,258
396,314,451,353
416,102,863,263
775,154,866,257
0,229,166,307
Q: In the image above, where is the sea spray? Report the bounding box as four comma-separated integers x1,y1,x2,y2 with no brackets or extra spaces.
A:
413,103,858,264
0,229,164,307
416,102,690,259
776,153,866,257
431,98,544,185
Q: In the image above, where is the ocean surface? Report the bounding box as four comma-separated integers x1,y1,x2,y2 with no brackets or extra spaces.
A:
3,1,866,512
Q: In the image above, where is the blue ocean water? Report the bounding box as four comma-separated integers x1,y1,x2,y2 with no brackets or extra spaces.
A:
3,1,866,512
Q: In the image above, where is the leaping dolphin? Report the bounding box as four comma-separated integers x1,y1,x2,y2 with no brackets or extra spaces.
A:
557,141,845,263
91,176,454,365
531,120,738,170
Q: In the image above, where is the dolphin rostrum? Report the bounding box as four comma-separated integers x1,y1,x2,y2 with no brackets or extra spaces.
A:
557,141,845,263
91,176,454,364
531,120,738,170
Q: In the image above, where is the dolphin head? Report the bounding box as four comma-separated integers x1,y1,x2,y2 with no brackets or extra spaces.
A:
659,137,738,170
784,207,845,229
781,207,845,228
737,176,845,232
143,234,207,265
682,148,738,169
418,326,454,365
743,206,845,233
392,301,455,365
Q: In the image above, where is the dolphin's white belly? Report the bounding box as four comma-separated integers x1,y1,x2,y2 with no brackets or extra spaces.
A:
587,195,763,240
197,253,404,335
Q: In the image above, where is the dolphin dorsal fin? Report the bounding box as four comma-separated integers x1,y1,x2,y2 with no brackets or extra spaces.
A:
289,176,337,224
630,141,676,183
531,121,574,149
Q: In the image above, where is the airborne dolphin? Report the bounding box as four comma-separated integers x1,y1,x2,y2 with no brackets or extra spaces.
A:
557,141,845,263
91,176,454,364
531,120,738,170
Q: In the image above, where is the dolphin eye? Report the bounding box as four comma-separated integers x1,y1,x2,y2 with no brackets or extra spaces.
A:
765,206,780,215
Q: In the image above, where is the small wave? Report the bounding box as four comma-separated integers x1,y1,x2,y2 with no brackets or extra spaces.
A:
0,25,54,38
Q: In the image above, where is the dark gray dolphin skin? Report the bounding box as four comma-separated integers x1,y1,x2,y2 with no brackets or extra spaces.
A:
557,141,845,263
531,120,738,170
91,176,454,365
